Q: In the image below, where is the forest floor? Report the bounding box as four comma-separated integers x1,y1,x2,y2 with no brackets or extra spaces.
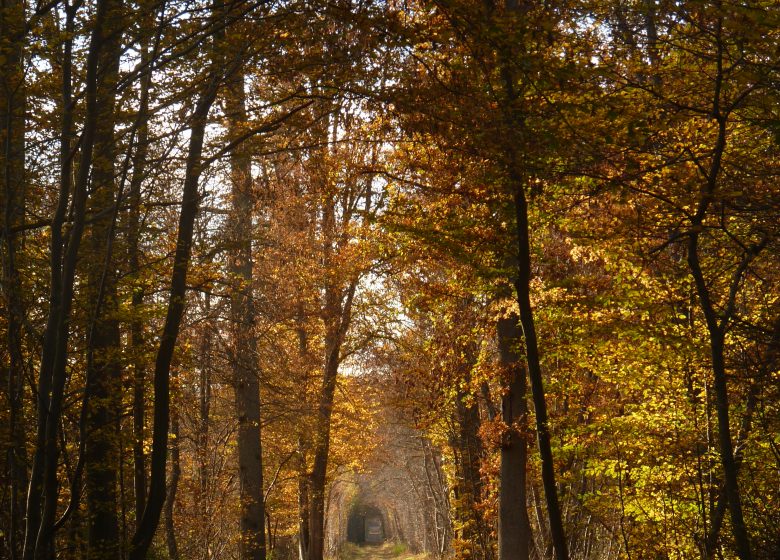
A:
336,542,428,560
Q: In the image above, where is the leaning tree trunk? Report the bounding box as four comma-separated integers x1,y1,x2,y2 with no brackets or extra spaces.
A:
490,0,568,554
128,26,231,559
511,182,568,560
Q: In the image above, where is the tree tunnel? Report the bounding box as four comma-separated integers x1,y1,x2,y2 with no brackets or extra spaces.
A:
324,414,452,556
346,503,386,544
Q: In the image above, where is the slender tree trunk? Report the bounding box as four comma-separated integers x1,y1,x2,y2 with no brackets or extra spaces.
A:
308,272,358,560
226,67,266,560
197,294,212,559
451,338,490,560
164,409,180,560
491,0,568,553
296,310,310,560
128,4,154,525
497,313,531,560
128,40,226,560
704,384,759,558
688,234,752,560
511,183,568,560
26,1,111,556
298,452,311,560
684,30,752,550
307,344,339,560
22,4,77,555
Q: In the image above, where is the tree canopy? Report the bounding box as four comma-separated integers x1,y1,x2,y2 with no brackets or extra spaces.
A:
0,1,778,560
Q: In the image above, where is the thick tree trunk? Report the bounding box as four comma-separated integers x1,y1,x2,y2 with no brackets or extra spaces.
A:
227,67,266,560
83,1,124,556
497,313,531,560
1,1,28,557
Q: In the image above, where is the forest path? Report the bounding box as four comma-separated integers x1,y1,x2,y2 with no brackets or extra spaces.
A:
338,542,427,560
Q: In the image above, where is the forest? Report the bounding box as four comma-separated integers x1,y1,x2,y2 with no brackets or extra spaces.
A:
0,0,778,559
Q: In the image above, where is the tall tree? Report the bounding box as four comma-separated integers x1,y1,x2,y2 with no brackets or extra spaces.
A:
81,0,125,556
226,64,267,560
129,3,244,555
24,1,116,556
496,312,531,560
0,0,28,557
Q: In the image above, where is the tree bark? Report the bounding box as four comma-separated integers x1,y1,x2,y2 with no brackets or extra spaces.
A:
128,3,154,524
490,0,568,553
22,4,76,555
227,67,266,560
164,409,180,560
1,0,28,557
307,187,359,560
25,1,112,556
450,335,491,560
684,28,753,551
83,1,124,556
497,313,531,560
128,34,227,560
688,231,753,560
511,183,568,560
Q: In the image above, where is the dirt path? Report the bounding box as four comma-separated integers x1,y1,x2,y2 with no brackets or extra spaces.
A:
338,542,426,560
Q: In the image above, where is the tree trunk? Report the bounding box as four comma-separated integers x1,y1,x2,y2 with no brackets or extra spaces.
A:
307,348,339,560
128,37,227,560
164,409,180,560
296,311,310,560
197,293,212,559
83,1,124,556
227,67,266,560
451,338,491,560
1,0,28,557
25,1,112,556
688,234,752,560
497,313,531,560
492,0,568,552
128,4,154,525
511,184,568,560
22,4,76,555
